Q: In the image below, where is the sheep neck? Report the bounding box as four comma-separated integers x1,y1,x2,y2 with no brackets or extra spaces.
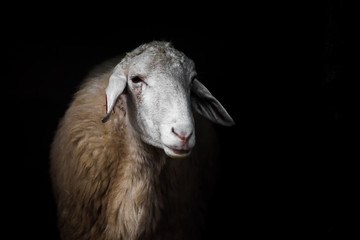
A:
107,114,167,239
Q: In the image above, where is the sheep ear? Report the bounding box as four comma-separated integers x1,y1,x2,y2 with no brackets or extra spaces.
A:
191,79,235,126
102,63,127,123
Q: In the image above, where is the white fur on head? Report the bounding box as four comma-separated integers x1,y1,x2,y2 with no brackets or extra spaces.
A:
103,41,234,158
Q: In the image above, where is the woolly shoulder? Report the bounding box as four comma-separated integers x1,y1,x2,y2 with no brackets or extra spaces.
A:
51,73,129,184
53,73,127,159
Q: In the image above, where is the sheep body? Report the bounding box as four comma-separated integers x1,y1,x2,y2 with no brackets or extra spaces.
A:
50,49,221,239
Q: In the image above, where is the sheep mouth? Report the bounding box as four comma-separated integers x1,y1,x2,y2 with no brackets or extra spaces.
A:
163,145,192,159
170,148,190,155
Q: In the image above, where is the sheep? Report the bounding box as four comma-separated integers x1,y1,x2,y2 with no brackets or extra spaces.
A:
50,41,235,240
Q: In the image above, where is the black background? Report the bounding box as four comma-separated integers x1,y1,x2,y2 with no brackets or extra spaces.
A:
2,1,356,239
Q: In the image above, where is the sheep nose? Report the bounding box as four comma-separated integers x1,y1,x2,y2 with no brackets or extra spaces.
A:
171,127,193,143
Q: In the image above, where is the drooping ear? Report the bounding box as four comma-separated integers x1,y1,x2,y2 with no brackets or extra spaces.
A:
102,63,127,123
191,79,235,126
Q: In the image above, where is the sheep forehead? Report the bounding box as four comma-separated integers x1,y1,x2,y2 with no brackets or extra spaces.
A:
128,43,195,78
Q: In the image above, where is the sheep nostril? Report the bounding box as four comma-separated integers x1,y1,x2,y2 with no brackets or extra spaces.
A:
171,127,193,142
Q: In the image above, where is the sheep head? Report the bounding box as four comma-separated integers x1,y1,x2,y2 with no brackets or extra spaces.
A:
103,41,234,158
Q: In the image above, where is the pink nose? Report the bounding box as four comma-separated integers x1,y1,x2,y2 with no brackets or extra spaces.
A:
171,127,193,143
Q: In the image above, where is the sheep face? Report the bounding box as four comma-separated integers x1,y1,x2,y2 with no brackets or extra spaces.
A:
104,42,234,158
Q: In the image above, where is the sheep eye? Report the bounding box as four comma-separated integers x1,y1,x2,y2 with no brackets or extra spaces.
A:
131,76,143,83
